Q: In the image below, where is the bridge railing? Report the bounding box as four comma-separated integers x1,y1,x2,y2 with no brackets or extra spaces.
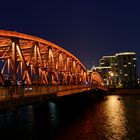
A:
0,84,94,101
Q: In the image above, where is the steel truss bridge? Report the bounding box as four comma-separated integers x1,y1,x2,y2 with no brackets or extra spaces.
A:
0,30,107,110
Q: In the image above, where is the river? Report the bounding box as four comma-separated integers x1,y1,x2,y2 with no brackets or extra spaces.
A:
0,94,140,140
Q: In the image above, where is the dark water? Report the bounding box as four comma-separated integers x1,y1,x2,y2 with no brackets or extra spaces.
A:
0,94,140,140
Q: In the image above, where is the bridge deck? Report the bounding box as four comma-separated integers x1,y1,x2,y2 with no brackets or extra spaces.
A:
0,85,107,110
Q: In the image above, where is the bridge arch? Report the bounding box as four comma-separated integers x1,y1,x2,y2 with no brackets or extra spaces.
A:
0,30,87,85
90,71,104,86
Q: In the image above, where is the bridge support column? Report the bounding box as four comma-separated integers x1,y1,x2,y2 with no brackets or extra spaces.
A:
34,44,38,84
11,39,17,85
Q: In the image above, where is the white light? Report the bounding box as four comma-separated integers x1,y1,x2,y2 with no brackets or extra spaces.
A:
109,71,114,77
116,52,136,56
124,65,127,67
103,55,115,58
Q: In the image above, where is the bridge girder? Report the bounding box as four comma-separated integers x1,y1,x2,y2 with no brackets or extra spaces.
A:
0,30,87,85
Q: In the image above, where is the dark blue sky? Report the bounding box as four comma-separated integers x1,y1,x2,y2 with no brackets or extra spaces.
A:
0,0,140,75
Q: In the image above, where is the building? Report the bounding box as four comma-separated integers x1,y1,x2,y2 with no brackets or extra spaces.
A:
92,52,138,88
116,52,137,87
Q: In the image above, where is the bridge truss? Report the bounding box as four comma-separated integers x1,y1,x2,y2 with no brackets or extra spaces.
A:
0,30,104,86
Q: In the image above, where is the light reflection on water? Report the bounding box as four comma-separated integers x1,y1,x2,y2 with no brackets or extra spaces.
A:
0,95,140,140
53,95,128,140
103,95,128,139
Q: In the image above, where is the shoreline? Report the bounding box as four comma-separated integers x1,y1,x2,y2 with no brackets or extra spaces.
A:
107,88,140,95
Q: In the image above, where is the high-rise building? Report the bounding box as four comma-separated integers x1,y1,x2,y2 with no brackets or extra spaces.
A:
116,52,137,87
92,52,138,88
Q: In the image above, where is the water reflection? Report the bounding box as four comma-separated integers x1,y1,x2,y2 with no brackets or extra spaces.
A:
48,101,57,122
54,95,129,140
0,95,140,140
0,105,36,140
103,95,128,139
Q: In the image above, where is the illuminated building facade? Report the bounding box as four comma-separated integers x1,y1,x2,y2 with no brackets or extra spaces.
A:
92,52,137,88
116,52,137,87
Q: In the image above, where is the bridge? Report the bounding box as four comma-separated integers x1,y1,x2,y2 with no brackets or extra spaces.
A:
0,30,107,110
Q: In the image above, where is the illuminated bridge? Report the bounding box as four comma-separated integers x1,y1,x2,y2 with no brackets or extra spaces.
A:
0,30,107,110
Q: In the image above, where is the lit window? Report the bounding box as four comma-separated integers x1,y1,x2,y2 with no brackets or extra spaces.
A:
128,62,131,65
125,74,128,76
124,65,127,67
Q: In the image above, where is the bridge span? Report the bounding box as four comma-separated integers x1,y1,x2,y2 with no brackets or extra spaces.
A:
0,30,107,110
0,84,107,110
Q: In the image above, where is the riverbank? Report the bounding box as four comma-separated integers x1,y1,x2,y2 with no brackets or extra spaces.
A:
107,88,140,95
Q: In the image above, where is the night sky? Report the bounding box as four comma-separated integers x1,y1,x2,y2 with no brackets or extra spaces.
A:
0,0,140,75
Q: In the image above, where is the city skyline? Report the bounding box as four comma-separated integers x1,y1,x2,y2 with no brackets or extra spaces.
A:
0,0,140,75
